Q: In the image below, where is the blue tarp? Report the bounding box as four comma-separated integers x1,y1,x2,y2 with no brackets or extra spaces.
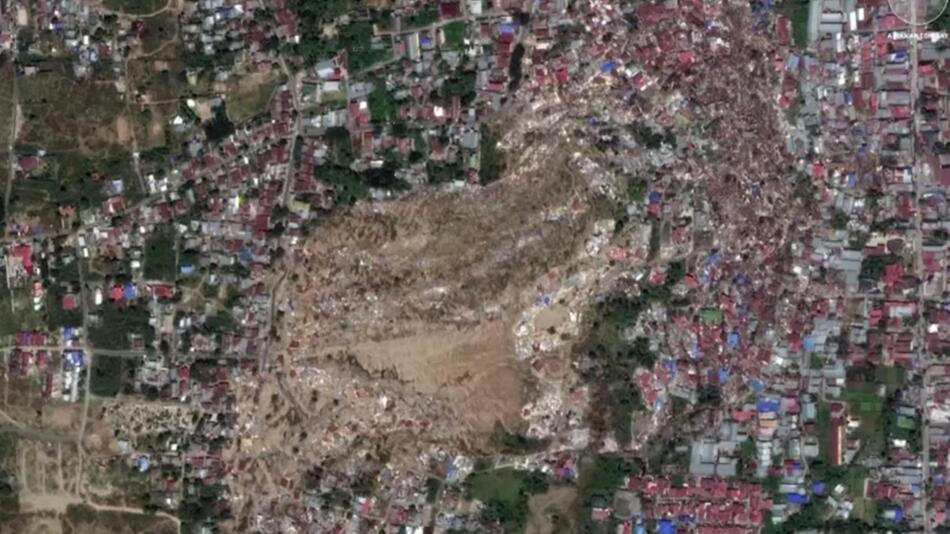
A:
718,368,729,382
785,493,808,505
123,283,136,300
705,250,721,266
600,61,616,73
64,351,84,369
180,264,196,275
750,379,764,392
658,519,675,534
240,248,253,262
727,332,740,349
757,399,780,412
803,335,815,352
499,22,518,34
811,481,826,494
136,456,150,473
664,358,677,375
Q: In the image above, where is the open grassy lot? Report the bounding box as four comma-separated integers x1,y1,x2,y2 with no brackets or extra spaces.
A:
841,383,886,458
226,70,285,122
467,468,550,533
140,12,178,56
18,59,129,154
65,503,178,534
780,0,810,48
12,149,136,210
144,225,177,281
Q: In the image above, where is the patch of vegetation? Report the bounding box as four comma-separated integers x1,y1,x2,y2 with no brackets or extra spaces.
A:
89,301,154,350
467,468,550,533
763,501,832,534
816,400,832,464
90,353,139,397
831,209,849,230
405,4,439,27
203,103,235,143
626,178,648,203
508,43,526,91
442,21,466,48
179,481,230,533
648,219,661,259
102,0,166,14
144,226,177,281
0,434,18,519
427,159,465,184
626,121,675,149
479,124,506,185
368,79,397,123
779,0,811,48
441,68,477,105
45,283,83,329
793,173,817,210
859,254,899,281
578,455,633,528
296,18,390,72
841,383,886,458
66,503,178,534
491,423,549,454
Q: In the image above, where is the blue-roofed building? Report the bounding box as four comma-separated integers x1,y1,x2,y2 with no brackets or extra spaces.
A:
658,518,675,534
600,61,616,73
756,399,780,412
123,283,137,300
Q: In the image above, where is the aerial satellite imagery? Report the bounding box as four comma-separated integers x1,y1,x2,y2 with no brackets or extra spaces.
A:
0,0,949,532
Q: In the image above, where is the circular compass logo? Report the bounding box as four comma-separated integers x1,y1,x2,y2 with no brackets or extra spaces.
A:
888,0,949,25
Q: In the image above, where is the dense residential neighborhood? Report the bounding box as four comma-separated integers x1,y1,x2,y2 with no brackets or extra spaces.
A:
0,0,949,532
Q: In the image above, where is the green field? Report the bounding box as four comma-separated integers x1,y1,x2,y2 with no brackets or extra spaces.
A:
876,366,906,388
144,226,177,281
467,468,549,533
841,384,886,457
785,0,810,48
88,301,154,350
442,21,466,48
18,60,128,154
89,354,140,397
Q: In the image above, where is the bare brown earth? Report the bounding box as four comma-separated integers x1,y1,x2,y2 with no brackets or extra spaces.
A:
525,485,579,534
278,137,595,430
225,133,609,525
